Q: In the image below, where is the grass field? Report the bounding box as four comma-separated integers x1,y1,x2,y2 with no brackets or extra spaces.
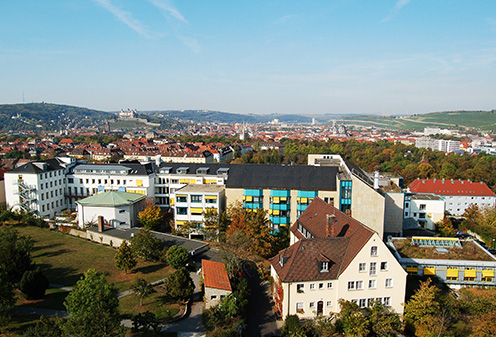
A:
119,284,182,320
16,288,69,311
15,226,173,292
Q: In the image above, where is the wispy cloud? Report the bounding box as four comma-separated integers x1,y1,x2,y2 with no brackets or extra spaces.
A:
382,0,411,23
178,36,201,53
273,15,296,25
147,0,188,24
93,0,151,38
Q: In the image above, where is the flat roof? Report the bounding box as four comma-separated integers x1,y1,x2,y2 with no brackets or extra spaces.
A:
392,238,494,261
87,227,209,255
175,184,225,193
409,193,442,200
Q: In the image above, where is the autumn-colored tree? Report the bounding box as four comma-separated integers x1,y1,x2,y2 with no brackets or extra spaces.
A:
366,300,401,337
114,240,136,274
335,299,369,337
138,205,165,231
436,217,456,237
470,313,496,337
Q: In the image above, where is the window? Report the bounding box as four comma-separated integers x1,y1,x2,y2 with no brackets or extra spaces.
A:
326,301,332,307
419,213,426,219
191,195,202,203
297,284,305,293
119,210,125,213
371,246,378,256
309,302,315,308
327,282,333,289
206,198,216,204
383,297,391,306
321,261,329,272
318,283,324,290
177,196,187,203
309,284,315,290
79,178,82,183
405,212,409,217
413,212,417,217
210,295,218,300
370,262,377,276
68,178,74,183
177,207,187,215
359,263,367,272
356,280,364,289
385,278,393,288
381,262,388,271
369,280,376,289
420,204,426,210
296,302,304,313
359,299,366,308
348,281,356,290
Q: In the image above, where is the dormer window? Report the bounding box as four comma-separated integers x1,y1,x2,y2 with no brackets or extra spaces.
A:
321,261,329,272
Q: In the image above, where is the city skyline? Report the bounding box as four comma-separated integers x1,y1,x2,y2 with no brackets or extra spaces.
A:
1,1,496,115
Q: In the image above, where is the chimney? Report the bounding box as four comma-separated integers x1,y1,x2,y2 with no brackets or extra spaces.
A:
155,155,161,166
326,214,336,237
98,216,104,232
373,171,380,189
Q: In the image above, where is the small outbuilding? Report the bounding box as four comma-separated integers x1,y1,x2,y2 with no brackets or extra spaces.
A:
76,191,146,229
202,259,232,309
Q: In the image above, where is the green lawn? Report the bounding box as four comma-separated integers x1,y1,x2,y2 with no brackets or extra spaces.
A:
119,284,181,321
16,226,173,291
1,314,40,336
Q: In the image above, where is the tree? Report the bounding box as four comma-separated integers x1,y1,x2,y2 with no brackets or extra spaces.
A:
24,316,64,337
470,313,496,337
404,278,458,337
130,228,163,262
114,240,136,274
0,267,15,329
138,205,165,231
0,226,34,284
131,278,153,307
166,245,190,269
281,315,304,337
63,269,122,337
335,299,369,337
366,300,401,337
20,267,49,300
164,268,194,301
436,217,456,237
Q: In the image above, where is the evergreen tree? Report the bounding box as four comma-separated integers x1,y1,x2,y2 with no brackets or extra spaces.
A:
114,240,136,274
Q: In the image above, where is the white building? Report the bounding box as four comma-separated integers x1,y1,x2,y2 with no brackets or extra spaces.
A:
408,179,496,216
76,191,146,229
404,193,445,230
271,198,406,319
173,184,225,232
4,158,76,218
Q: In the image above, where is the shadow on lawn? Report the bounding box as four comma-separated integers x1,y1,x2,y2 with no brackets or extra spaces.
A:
32,242,64,253
36,264,81,286
36,248,72,259
133,263,167,275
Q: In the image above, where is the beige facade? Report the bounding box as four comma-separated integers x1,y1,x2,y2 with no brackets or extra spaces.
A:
272,233,406,318
204,287,232,309
384,192,405,236
351,175,385,238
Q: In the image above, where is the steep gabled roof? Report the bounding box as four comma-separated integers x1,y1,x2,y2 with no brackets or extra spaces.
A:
7,158,63,174
272,197,375,282
408,178,495,197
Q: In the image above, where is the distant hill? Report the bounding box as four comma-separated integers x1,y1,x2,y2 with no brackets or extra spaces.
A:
338,110,496,131
0,103,110,133
143,110,315,124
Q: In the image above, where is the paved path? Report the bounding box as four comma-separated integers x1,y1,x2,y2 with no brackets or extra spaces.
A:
161,271,205,333
49,283,72,292
13,307,69,318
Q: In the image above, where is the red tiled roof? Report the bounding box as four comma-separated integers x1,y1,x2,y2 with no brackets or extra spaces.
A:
271,197,375,282
202,260,232,291
408,179,495,197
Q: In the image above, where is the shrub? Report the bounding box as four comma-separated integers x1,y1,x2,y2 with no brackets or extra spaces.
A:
20,268,49,300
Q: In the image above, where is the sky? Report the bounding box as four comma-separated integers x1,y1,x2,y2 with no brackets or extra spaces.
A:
1,1,496,116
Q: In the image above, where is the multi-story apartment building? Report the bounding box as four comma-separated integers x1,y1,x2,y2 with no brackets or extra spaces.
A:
4,157,75,218
271,198,406,318
4,156,397,237
408,178,496,216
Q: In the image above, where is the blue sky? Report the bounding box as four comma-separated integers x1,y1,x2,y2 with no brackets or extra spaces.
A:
1,1,496,115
